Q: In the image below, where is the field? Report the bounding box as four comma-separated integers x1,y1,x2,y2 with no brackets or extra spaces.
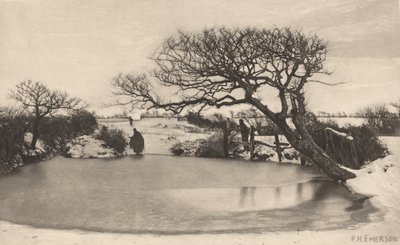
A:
99,118,211,155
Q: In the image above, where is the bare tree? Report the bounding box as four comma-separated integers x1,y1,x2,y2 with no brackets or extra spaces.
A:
11,80,85,148
357,104,400,134
391,99,400,116
356,104,388,128
112,27,355,181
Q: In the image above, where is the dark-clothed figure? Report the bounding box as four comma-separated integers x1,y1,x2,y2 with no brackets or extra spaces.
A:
239,119,249,151
239,119,249,142
130,128,144,155
128,116,133,126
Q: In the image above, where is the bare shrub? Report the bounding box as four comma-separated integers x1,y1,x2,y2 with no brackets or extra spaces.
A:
96,126,127,154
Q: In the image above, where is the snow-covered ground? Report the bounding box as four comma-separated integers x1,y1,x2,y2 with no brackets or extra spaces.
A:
64,118,209,158
348,138,399,207
346,136,400,236
65,135,119,158
0,122,399,244
101,118,211,155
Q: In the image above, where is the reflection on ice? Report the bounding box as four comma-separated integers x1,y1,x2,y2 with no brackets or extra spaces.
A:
163,180,368,212
239,186,255,208
0,155,379,234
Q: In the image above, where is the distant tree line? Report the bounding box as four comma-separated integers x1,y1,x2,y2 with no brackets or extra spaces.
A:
140,110,174,119
186,111,235,129
316,100,400,120
355,102,400,135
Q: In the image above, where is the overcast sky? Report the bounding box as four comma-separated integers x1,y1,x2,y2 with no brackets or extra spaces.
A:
1,0,399,115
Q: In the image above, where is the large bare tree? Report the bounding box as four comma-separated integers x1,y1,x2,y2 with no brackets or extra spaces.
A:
11,80,84,148
112,27,356,181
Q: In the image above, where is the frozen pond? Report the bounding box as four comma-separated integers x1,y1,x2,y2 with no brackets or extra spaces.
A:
0,155,378,234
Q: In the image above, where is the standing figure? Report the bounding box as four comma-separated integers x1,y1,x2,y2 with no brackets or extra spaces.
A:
130,128,144,155
239,119,249,150
128,116,133,126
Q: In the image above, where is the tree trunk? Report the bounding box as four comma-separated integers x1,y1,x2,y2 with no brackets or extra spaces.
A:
293,139,356,181
31,119,40,149
275,118,356,182
249,126,255,159
249,97,356,181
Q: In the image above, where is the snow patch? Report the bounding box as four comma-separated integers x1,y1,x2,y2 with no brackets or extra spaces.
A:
345,136,400,216
325,127,354,140
22,132,47,156
66,135,119,158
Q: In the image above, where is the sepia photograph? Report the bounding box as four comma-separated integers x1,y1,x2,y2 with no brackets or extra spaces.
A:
0,0,399,244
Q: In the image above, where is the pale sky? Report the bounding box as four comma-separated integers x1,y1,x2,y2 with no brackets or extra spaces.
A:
1,0,399,115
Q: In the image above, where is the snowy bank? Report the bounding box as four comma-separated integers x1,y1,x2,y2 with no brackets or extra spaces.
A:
65,135,122,158
346,136,400,214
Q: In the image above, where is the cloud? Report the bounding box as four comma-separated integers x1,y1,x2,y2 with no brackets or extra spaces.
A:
0,0,398,115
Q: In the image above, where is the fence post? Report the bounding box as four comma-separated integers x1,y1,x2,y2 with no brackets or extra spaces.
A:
274,129,282,162
349,140,359,169
250,126,255,159
325,128,360,169
325,129,330,153
223,120,229,158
